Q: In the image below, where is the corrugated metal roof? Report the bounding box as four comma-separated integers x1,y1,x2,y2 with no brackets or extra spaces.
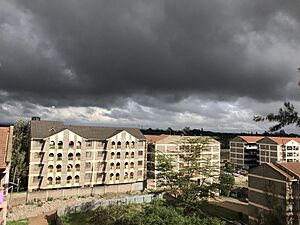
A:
30,120,145,140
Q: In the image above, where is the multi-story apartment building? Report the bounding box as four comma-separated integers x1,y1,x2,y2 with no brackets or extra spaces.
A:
145,135,220,189
0,126,13,225
230,136,263,170
258,137,300,164
28,119,147,192
249,162,300,225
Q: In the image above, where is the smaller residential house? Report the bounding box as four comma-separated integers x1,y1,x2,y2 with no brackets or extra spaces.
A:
249,162,300,225
0,126,13,225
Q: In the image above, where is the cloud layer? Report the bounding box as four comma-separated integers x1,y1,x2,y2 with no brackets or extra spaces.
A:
1,0,300,131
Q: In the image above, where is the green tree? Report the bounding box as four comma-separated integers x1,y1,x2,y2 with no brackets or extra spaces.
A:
10,119,29,192
254,102,300,132
218,171,234,196
156,137,220,208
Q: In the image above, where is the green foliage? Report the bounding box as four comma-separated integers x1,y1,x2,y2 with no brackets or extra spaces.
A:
7,220,28,225
64,201,225,225
254,102,300,132
10,119,29,192
218,172,234,196
156,137,220,208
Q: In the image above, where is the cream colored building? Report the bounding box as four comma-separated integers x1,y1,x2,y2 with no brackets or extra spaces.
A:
28,119,146,192
145,135,220,189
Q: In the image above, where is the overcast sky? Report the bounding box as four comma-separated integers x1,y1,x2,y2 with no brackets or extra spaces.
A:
1,0,300,132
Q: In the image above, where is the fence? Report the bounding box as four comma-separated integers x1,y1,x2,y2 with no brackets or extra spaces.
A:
9,182,144,206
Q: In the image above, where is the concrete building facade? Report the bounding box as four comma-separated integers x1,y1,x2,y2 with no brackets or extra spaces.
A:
258,137,300,164
249,162,300,225
28,120,147,193
230,136,263,170
145,135,220,189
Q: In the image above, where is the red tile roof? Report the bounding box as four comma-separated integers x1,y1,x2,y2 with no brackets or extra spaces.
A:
0,127,10,168
239,136,264,143
267,137,300,145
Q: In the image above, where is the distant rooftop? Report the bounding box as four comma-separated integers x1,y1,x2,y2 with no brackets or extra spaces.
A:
145,134,219,144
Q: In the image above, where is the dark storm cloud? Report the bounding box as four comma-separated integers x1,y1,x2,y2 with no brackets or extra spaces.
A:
1,0,300,108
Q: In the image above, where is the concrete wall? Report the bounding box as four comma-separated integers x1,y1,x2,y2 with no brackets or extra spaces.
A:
9,182,144,206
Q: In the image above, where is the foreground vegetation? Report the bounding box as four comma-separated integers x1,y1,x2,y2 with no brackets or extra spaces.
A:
7,220,28,225
62,201,225,225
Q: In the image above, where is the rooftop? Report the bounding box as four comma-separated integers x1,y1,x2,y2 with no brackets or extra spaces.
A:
30,120,145,140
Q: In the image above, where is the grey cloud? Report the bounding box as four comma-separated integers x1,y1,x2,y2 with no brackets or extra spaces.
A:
0,0,299,109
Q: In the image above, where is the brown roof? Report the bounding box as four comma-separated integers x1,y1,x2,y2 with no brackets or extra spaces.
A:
30,120,145,140
266,137,300,145
276,162,300,178
0,127,13,168
144,134,167,143
239,136,264,143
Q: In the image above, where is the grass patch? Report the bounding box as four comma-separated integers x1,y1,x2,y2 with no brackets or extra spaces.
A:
61,211,94,225
201,203,248,223
7,220,28,225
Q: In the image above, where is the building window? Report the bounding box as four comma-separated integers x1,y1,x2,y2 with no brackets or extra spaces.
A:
50,141,55,149
130,172,134,179
110,173,114,181
138,161,143,166
112,141,116,149
56,164,62,172
76,152,81,160
117,141,121,149
138,170,143,176
56,176,61,184
58,141,63,149
49,153,54,160
124,172,128,179
75,175,80,183
86,151,92,158
117,152,121,159
125,141,129,149
34,152,44,159
86,141,92,148
96,172,102,179
68,153,73,161
85,162,91,169
57,153,62,161
48,165,53,173
130,162,134,168
75,164,80,171
125,162,129,169
116,173,120,181
85,173,92,180
131,141,135,148
67,176,72,184
67,164,73,172
111,152,115,159
116,162,120,169
131,152,134,158
125,152,129,158
77,141,82,149
69,141,74,149
97,151,103,158
47,177,53,185
110,162,114,169
138,151,143,156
